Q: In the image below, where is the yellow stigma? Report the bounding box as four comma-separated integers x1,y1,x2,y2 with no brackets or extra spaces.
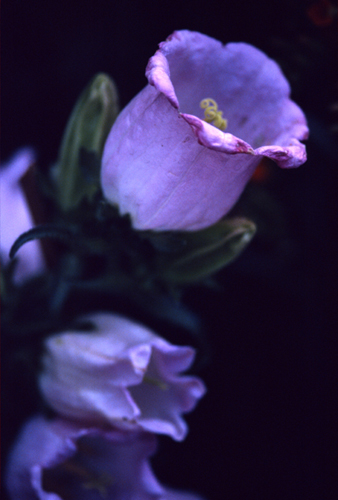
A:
200,98,227,131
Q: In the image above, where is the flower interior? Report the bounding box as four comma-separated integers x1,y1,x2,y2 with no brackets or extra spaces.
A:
42,436,116,500
164,39,299,149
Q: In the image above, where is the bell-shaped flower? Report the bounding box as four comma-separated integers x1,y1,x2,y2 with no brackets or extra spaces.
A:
39,313,206,441
0,148,45,282
5,415,202,500
101,30,308,231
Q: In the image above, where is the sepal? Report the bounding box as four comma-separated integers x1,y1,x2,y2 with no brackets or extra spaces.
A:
152,218,256,283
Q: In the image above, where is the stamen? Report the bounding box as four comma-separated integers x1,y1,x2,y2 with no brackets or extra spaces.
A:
83,472,112,498
200,98,227,131
62,458,112,498
143,375,168,390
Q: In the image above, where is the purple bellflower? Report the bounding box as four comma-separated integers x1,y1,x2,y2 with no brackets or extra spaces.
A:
5,415,202,500
39,313,206,441
0,148,45,282
101,30,308,231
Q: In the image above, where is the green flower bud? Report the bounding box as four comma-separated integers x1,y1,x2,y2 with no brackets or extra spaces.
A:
54,73,119,210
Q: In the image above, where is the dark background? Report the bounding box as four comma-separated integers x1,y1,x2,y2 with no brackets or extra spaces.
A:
1,1,337,499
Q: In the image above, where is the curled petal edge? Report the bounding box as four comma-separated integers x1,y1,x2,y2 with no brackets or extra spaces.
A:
145,31,308,170
181,113,307,169
146,51,179,109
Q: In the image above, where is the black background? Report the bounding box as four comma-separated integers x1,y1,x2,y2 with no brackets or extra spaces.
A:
1,1,337,499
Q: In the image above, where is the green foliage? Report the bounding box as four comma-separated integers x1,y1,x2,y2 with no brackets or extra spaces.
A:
9,225,77,260
53,74,119,211
150,218,256,283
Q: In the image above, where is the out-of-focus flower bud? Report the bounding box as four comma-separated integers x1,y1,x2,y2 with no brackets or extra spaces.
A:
5,415,204,500
0,148,45,283
39,313,206,441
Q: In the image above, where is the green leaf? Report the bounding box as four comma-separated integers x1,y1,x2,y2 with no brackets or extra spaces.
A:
155,218,256,284
54,73,119,210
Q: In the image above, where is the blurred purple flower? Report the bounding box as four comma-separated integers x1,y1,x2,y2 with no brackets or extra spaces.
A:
101,30,308,231
0,148,45,282
5,415,202,500
39,313,206,441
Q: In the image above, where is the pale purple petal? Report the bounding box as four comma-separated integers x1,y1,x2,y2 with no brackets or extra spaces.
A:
129,343,205,440
180,114,254,154
5,415,164,500
39,313,206,440
101,30,308,231
0,148,45,282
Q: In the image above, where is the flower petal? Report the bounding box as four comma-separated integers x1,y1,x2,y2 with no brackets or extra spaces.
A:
39,313,206,440
129,344,206,441
0,149,45,281
5,415,204,500
180,114,254,154
5,415,161,500
101,30,308,231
